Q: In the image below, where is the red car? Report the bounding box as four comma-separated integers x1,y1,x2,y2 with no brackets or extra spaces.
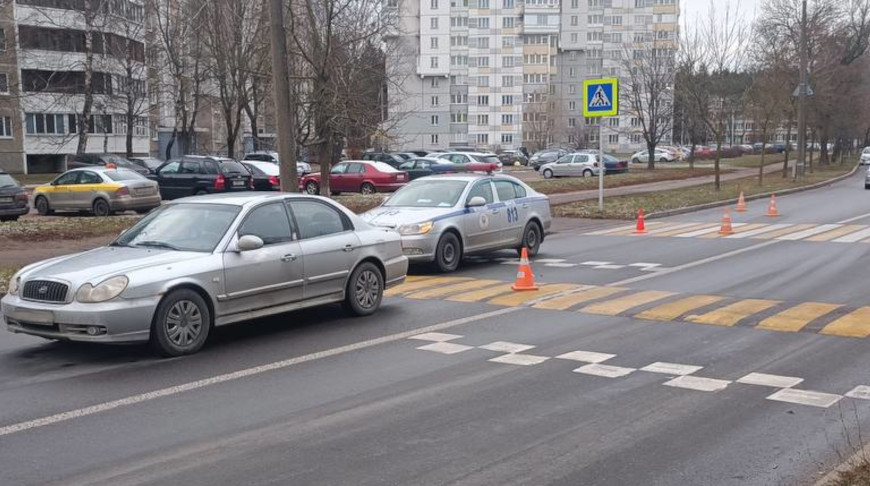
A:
299,161,409,195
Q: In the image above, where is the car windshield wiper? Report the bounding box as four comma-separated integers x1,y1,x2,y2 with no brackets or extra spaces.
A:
133,240,182,251
108,241,129,247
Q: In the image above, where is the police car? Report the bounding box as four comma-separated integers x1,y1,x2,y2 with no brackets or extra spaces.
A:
361,164,552,272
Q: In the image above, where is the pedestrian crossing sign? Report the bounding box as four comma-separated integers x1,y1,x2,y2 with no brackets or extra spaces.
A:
583,78,619,117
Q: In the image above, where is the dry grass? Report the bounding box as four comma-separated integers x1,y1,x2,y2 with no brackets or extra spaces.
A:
0,216,139,242
0,267,15,294
828,459,870,486
528,167,723,195
553,165,854,220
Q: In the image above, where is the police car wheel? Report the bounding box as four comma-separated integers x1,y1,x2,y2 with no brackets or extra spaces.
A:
435,232,461,273
517,222,542,257
543,169,553,179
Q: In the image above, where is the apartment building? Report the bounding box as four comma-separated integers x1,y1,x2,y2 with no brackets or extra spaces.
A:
385,0,679,153
0,0,151,173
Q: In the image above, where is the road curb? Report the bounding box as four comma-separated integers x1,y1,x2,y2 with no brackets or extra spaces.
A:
813,440,870,485
645,164,859,220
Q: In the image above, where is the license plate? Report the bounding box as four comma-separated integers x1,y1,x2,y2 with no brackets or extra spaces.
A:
232,180,245,187
133,187,152,196
8,307,54,325
0,196,12,204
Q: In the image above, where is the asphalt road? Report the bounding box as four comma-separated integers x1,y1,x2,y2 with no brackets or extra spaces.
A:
2,170,870,485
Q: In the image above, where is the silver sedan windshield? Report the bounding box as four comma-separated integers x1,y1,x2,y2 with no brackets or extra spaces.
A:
114,203,240,252
384,180,468,208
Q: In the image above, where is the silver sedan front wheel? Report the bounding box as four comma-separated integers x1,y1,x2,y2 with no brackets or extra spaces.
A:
151,289,211,357
344,262,383,316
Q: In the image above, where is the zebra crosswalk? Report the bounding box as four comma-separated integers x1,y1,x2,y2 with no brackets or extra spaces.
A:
585,221,870,243
387,276,870,340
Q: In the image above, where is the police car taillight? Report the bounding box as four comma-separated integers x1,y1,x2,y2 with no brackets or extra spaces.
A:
453,162,498,174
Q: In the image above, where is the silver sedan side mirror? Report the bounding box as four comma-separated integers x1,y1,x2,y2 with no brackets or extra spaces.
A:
237,234,264,252
467,196,487,208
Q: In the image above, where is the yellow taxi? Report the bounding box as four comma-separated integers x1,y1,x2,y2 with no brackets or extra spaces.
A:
33,166,161,217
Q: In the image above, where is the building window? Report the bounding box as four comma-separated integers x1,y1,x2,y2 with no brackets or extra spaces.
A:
0,28,5,51
477,17,490,28
431,37,439,49
430,57,439,68
568,118,576,127
431,134,439,144
477,95,489,106
570,15,578,26
451,113,468,123
503,0,514,6
572,0,578,7
502,75,514,87
431,115,439,126
570,33,578,44
503,56,515,68
501,134,513,144
479,0,489,7
631,117,640,127
609,118,619,127
431,0,438,7
588,15,602,24
503,17,515,28
477,76,489,87
430,18,439,29
568,101,576,110
608,134,619,144
568,67,575,77
610,15,623,25
477,114,489,125
0,116,11,138
631,133,642,143
502,95,513,105
475,133,489,144
25,113,71,135
501,114,513,125
431,77,440,88
0,73,7,94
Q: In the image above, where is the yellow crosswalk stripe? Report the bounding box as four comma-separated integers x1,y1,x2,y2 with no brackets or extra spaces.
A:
820,308,870,338
532,286,625,310
582,290,676,316
758,302,842,332
607,222,666,236
698,223,764,239
645,222,706,236
385,277,471,297
488,284,582,307
653,223,718,237
753,224,815,240
686,299,781,327
403,275,432,283
447,284,515,302
805,225,867,242
405,279,504,299
635,295,724,321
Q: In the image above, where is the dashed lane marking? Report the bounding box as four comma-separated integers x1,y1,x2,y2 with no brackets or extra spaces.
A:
582,290,676,316
820,307,870,338
686,299,781,327
635,295,725,322
664,375,731,392
766,388,843,408
416,342,475,354
736,372,804,388
845,386,870,400
574,364,636,378
407,332,464,342
640,362,703,376
555,350,616,363
488,354,550,366
757,303,842,333
479,341,535,353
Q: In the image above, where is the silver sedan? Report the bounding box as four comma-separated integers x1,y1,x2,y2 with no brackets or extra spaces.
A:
2,193,408,356
361,174,552,272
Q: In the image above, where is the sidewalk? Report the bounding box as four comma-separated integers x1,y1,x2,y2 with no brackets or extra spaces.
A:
548,161,792,206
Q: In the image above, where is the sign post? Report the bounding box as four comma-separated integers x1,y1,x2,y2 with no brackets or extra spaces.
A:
583,78,619,212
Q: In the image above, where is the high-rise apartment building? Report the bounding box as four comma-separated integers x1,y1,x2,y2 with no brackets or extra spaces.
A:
385,0,679,153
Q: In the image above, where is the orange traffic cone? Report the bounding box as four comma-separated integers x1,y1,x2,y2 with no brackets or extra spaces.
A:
633,208,648,234
767,194,780,217
511,248,539,291
736,191,747,212
719,207,734,235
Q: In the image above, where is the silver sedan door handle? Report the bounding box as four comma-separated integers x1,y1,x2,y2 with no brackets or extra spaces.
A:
281,253,297,262
490,209,500,214
343,245,355,252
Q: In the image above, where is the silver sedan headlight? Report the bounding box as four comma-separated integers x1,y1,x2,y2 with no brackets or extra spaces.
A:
7,271,21,296
398,221,434,235
76,276,129,303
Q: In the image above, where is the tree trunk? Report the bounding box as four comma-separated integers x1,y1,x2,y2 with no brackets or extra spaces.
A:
646,140,656,170
77,1,95,155
689,143,696,171
759,137,767,186
165,129,177,161
808,131,815,173
782,126,792,178
126,112,134,159
714,137,722,191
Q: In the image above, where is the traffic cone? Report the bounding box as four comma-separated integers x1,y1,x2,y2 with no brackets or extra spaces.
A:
633,208,648,234
736,191,747,212
719,207,734,235
767,194,780,217
511,248,539,291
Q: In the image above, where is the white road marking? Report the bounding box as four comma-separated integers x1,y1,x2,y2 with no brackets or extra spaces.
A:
535,259,567,263
417,342,475,354
640,362,702,376
408,332,464,342
664,375,731,392
479,341,535,353
499,261,520,265
586,224,637,235
488,354,549,366
725,223,793,239
832,227,870,243
544,263,579,268
555,350,616,363
646,222,703,235
766,389,843,408
776,224,842,241
836,211,870,224
582,261,612,266
594,265,626,270
845,386,870,400
628,263,661,268
574,364,635,378
674,224,746,238
736,372,804,388
0,307,522,438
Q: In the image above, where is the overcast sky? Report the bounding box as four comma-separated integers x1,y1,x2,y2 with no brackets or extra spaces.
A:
681,0,762,26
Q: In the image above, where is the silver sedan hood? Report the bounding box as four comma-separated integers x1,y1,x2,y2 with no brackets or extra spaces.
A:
21,246,207,285
362,207,463,228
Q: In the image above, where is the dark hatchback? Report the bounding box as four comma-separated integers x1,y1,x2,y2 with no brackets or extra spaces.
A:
397,158,456,180
0,172,30,221
149,156,253,200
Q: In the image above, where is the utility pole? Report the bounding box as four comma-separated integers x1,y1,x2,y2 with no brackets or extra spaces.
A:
269,0,298,192
795,0,808,179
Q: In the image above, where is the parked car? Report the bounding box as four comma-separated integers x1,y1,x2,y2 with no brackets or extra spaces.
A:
129,157,164,174
2,193,408,356
860,147,870,165
69,154,150,176
529,149,569,171
631,149,678,164
242,151,311,176
499,150,529,166
300,160,409,195
33,167,160,217
407,150,429,158
540,153,601,179
435,152,504,169
362,172,551,272
398,158,456,180
575,151,629,174
395,152,420,161
361,152,405,168
149,156,253,200
0,171,30,222
241,161,281,191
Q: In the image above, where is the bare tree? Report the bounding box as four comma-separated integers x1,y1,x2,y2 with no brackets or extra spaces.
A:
745,69,789,184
